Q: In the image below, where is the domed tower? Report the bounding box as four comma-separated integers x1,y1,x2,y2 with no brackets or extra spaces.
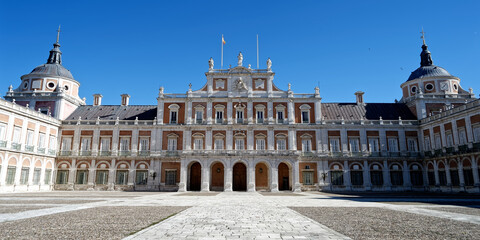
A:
4,27,85,119
400,31,475,119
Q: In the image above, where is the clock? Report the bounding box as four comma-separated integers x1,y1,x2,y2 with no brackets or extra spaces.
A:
440,82,449,91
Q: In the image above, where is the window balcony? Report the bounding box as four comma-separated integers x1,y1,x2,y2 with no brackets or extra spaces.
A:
277,119,284,124
236,119,244,124
458,144,469,153
37,147,45,154
138,150,150,156
349,151,363,157
25,145,34,152
407,151,420,157
195,119,204,124
388,152,400,157
329,151,343,157
445,147,455,155
301,151,315,157
59,150,72,156
434,149,443,157
368,151,381,157
473,142,480,152
0,140,6,148
80,150,92,156
11,142,21,151
424,151,434,158
99,151,111,156
48,149,56,155
119,151,131,156
166,150,180,157
257,118,264,124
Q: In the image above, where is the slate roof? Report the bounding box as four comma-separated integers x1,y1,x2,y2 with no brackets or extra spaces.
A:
28,63,74,80
407,65,453,81
321,103,417,120
65,105,157,120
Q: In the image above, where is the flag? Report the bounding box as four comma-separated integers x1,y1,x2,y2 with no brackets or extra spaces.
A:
222,35,226,45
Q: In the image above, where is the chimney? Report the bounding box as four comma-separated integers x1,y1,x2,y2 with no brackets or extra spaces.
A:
121,94,130,106
93,94,103,106
354,91,365,105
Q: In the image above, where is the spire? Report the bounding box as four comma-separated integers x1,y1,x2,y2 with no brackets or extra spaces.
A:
420,28,433,66
47,25,62,64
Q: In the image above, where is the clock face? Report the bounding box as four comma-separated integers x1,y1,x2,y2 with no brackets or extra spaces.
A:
440,82,449,91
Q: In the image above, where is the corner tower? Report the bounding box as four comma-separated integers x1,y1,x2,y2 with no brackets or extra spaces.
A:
400,31,475,118
4,27,85,119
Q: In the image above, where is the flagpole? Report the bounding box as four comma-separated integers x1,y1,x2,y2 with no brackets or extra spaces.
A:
221,34,224,69
256,34,259,69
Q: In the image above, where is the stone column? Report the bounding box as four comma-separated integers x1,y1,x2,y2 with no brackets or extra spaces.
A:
205,127,212,150
340,129,348,155
288,127,296,151
92,128,100,156
108,159,116,190
433,160,440,187
363,160,371,190
445,160,452,187
402,160,411,188
206,100,213,124
465,116,474,143
201,163,210,192
343,160,351,190
68,159,77,190
472,156,480,187
267,100,274,124
227,100,233,124
224,166,233,192
267,127,274,150
185,128,192,150
382,160,391,190
247,128,254,151
287,99,295,124
247,163,256,192
458,158,465,188
178,159,187,192
127,160,135,188
379,129,387,156
293,160,301,192
452,120,459,149
87,159,96,190
247,100,253,124
314,99,322,124
360,129,368,153
226,127,233,150
440,124,447,149
131,129,139,155
398,130,407,153
270,165,279,192
186,100,192,125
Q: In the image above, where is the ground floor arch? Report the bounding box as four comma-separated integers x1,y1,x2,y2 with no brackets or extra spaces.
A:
255,162,269,191
278,162,291,191
210,162,224,191
188,162,202,191
233,162,247,191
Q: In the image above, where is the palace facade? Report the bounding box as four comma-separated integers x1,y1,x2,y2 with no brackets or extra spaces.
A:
1,34,479,193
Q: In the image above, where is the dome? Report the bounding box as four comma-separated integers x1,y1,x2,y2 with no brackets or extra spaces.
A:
407,65,452,81
28,63,74,80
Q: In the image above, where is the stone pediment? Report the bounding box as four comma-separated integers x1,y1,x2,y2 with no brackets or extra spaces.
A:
228,66,252,74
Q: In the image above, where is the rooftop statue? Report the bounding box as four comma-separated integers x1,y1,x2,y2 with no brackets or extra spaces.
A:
267,58,272,71
208,57,214,71
237,52,243,66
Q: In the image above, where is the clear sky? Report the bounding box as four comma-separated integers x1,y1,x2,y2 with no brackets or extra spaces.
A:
1,0,479,105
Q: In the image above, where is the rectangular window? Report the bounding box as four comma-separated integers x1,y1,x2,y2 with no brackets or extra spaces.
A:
12,127,21,143
62,137,72,151
277,138,286,150
256,138,265,150
139,138,149,151
170,111,177,124
33,168,41,185
277,111,284,123
473,126,480,143
116,170,128,185
410,171,423,186
351,171,364,186
434,135,442,149
370,171,383,186
44,169,52,184
302,139,312,152
390,171,404,186
95,170,109,184
216,111,223,123
301,111,309,123
330,138,340,152
136,170,148,185
0,123,6,140
81,137,91,151
349,138,360,152
424,137,431,151
257,111,264,123
38,133,45,148
458,128,467,145
20,167,29,185
168,138,177,151
120,138,130,151
303,172,313,185
100,137,110,151
26,130,34,146
76,170,88,184
446,133,454,147
235,138,245,150
165,170,177,185
56,170,69,184
193,138,203,150
6,166,16,185
214,139,224,150
330,171,343,186
236,110,243,123
388,138,399,152
49,135,56,150
195,110,203,124
407,138,418,152
368,138,379,152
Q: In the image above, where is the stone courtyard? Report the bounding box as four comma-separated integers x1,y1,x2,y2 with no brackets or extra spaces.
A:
0,191,479,240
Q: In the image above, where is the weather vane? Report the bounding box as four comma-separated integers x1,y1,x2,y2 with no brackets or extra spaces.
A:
420,28,426,45
56,25,61,43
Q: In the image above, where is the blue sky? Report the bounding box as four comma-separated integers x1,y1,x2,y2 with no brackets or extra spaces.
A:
1,1,479,105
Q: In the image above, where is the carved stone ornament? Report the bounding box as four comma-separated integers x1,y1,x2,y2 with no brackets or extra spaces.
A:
234,77,248,91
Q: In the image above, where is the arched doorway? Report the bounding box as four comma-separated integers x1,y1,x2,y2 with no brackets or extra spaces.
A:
278,162,291,190
210,162,224,191
255,163,269,191
189,162,201,191
233,162,247,191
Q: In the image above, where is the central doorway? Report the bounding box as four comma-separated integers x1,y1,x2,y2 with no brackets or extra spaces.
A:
233,162,247,191
278,162,291,191
189,162,201,191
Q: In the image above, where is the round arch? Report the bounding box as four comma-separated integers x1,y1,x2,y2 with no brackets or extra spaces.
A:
188,161,202,191
210,161,224,191
232,161,247,191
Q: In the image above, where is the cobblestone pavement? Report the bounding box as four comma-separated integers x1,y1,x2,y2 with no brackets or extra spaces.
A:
0,191,479,239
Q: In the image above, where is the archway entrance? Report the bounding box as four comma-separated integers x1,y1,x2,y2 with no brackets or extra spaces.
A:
255,163,269,191
233,162,247,191
189,162,201,191
278,162,291,191
210,162,224,191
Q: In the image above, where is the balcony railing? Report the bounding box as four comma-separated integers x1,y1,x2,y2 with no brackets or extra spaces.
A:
80,150,92,156
48,149,56,155
166,150,180,157
368,152,381,157
458,144,469,153
138,150,150,156
59,150,72,156
119,151,131,156
99,151,111,156
473,142,480,152
301,151,315,157
388,152,400,157
0,140,6,148
25,145,34,152
434,149,443,157
11,142,21,151
445,147,455,155
37,147,46,154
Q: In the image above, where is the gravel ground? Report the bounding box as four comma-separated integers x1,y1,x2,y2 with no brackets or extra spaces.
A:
290,207,480,240
0,206,188,240
175,192,219,196
425,207,480,216
0,200,101,204
0,206,52,214
259,192,303,196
